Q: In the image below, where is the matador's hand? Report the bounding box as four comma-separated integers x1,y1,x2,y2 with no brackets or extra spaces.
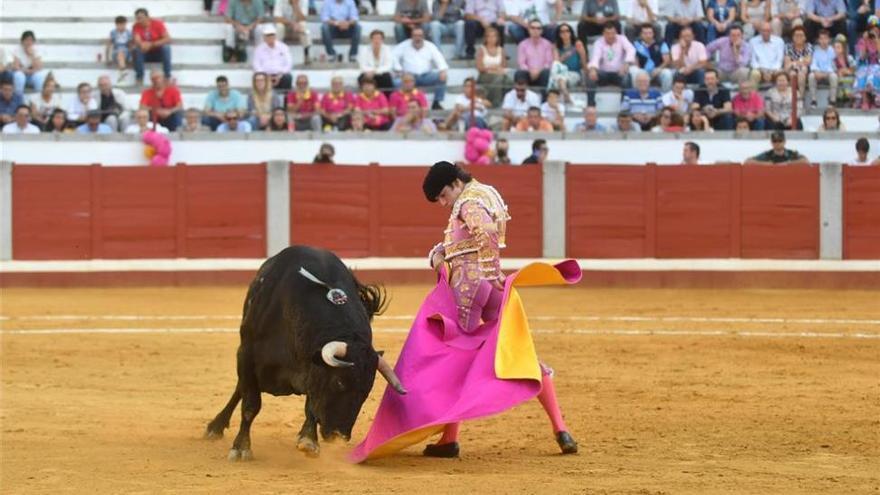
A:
490,273,505,291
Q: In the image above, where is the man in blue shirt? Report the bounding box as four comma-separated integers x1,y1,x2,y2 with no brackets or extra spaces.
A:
808,29,838,107
202,75,247,130
75,110,114,134
621,71,662,130
804,0,847,41
631,23,673,91
321,0,362,62
216,110,253,132
573,105,607,132
0,80,23,128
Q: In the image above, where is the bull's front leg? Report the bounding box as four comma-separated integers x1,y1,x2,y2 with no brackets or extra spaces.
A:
296,397,320,457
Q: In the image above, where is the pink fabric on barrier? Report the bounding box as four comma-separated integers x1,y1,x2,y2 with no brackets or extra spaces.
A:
350,260,582,462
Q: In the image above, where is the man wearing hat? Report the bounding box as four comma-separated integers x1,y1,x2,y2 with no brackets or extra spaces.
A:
745,130,810,164
253,24,293,90
75,109,114,134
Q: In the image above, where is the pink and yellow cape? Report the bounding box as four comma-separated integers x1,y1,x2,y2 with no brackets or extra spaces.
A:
350,260,582,462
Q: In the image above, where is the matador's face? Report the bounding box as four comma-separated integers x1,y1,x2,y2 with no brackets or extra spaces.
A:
436,180,464,208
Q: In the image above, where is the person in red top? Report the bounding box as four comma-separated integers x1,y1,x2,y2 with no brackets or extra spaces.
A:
139,70,183,130
132,8,172,85
388,72,428,118
354,76,391,130
285,74,321,131
319,75,355,131
731,79,766,130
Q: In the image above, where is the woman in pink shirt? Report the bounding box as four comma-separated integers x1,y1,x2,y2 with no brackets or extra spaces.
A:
319,75,355,131
354,76,391,130
731,79,765,129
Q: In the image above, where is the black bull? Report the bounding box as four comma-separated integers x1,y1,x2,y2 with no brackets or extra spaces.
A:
204,246,406,460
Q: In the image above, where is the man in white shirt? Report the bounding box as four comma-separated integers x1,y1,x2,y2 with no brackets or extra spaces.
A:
124,108,170,134
391,27,449,109
443,76,490,129
507,0,561,43
501,74,541,130
2,104,40,134
274,0,312,64
67,82,99,127
252,25,293,90
748,21,785,86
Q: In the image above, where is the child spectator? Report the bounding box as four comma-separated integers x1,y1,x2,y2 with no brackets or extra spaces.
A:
809,29,838,107
540,89,566,130
106,16,132,82
267,107,290,131
833,35,856,103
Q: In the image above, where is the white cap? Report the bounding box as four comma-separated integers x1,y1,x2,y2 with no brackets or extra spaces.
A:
262,24,277,35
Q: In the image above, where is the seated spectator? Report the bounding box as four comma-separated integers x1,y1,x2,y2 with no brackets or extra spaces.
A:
321,0,362,63
216,110,253,132
67,82,98,126
833,35,856,103
391,27,449,110
765,71,804,129
541,89,566,129
394,0,431,42
622,71,662,130
349,110,367,131
181,108,211,132
44,108,71,133
203,75,246,130
707,0,738,42
253,25,293,90
493,137,512,163
681,141,701,164
784,25,812,99
707,23,751,83
501,75,541,130
224,0,265,60
430,0,467,60
749,21,785,86
443,77,490,129
393,98,439,132
0,80,22,128
574,105,608,131
354,76,392,130
671,26,708,84
732,79,766,129
853,20,880,110
320,76,356,130
772,0,803,38
578,0,621,44
2,105,40,134
734,116,752,132
744,129,809,164
267,107,291,131
132,8,172,85
687,107,714,131
11,31,49,96
809,29,838,107
661,74,694,113
360,30,395,94
694,68,734,129
26,74,61,129
624,0,661,42
248,72,278,130
852,136,871,164
516,20,555,90
314,143,336,163
665,0,707,45
76,110,114,134
286,74,322,131
586,22,635,106
522,139,549,164
508,0,560,44
652,105,686,131
740,0,771,38
95,75,130,132
476,26,509,108
817,105,845,130
463,0,507,60
515,106,554,131
273,0,312,63
0,47,11,88
849,0,877,47
389,72,429,118
139,70,183,131
804,0,847,41
550,23,587,105
106,16,132,81
609,109,642,132
632,22,673,92
125,108,170,134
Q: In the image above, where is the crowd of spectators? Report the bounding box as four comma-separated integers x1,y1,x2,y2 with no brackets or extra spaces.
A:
2,0,880,142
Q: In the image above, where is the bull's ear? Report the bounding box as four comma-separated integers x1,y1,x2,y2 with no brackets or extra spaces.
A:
376,350,385,357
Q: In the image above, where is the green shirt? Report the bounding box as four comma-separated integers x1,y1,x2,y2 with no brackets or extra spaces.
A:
751,148,805,163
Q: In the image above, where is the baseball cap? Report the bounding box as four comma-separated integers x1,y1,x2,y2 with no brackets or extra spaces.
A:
262,24,277,35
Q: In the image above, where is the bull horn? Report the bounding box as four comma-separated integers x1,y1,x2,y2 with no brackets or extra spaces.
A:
377,355,407,395
321,341,354,368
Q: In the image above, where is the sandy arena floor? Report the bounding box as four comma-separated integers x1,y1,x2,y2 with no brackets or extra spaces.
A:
1,285,879,494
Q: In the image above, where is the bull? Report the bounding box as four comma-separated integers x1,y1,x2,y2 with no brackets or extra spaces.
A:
204,246,406,460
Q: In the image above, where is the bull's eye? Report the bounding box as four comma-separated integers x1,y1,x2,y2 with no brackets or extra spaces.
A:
335,378,346,392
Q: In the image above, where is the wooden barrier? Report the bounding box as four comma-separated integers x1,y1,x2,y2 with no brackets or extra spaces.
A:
12,164,266,260
843,165,880,259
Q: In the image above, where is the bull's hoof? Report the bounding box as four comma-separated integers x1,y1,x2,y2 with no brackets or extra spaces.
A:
556,431,578,455
296,437,320,457
423,442,459,458
227,448,253,461
204,428,224,440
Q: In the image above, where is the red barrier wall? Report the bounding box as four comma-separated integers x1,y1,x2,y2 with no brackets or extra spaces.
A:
843,166,880,259
12,164,266,260
566,164,820,259
289,164,543,258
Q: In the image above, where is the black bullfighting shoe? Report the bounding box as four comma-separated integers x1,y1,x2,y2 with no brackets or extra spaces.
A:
423,442,460,458
556,431,578,454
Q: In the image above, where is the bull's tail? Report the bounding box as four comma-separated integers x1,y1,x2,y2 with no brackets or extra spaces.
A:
204,385,242,439
351,271,388,322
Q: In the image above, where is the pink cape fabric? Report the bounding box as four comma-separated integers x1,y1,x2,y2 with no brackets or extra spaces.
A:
350,260,582,463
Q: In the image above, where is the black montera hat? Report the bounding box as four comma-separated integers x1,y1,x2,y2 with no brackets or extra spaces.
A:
422,161,460,202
